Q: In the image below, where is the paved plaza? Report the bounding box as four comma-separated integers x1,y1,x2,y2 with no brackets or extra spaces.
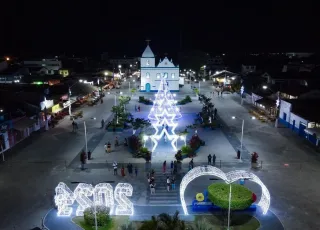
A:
0,81,320,229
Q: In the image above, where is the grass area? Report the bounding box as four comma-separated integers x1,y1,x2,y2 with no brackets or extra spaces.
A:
73,214,260,230
72,216,129,230
191,214,260,230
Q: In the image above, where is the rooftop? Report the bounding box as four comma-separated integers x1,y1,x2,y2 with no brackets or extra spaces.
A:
141,45,155,58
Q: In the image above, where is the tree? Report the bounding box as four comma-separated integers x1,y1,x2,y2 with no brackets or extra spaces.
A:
131,118,151,134
139,211,186,230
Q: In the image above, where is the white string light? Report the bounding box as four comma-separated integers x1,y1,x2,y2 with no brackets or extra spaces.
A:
93,183,115,213
114,183,134,215
180,166,271,215
74,183,94,216
54,182,75,216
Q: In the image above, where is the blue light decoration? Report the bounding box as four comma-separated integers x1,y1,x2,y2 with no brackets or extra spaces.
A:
149,78,181,152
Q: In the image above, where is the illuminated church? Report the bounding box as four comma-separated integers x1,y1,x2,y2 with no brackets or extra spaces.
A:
140,42,179,92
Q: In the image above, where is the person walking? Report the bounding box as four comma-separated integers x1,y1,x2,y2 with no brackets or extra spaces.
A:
121,165,125,177
166,176,171,192
150,182,155,194
189,158,194,169
80,151,87,170
213,154,216,166
173,161,177,174
88,150,92,160
107,142,112,153
113,161,118,175
162,161,167,174
237,150,241,159
127,164,130,175
171,176,175,190
170,161,174,174
101,119,105,128
115,136,119,147
208,154,212,165
138,105,141,112
134,166,138,176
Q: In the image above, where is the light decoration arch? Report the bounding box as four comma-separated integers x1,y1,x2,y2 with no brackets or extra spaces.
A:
180,166,270,215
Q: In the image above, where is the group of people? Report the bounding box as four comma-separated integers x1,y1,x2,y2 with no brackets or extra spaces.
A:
112,161,138,176
105,136,128,153
80,150,92,170
207,154,216,165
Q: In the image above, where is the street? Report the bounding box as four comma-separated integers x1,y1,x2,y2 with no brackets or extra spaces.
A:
0,81,319,229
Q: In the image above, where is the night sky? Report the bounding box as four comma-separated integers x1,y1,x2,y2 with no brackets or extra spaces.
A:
2,1,318,57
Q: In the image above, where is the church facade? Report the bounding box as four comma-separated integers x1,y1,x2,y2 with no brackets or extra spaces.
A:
140,45,179,92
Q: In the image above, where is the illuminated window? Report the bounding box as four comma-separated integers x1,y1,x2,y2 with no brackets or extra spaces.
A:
157,73,160,79
164,73,168,78
171,73,175,78
146,72,150,78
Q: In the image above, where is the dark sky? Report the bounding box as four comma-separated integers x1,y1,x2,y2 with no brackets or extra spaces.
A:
1,1,318,57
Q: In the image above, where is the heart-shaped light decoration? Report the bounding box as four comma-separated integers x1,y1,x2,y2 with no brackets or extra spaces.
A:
180,165,270,215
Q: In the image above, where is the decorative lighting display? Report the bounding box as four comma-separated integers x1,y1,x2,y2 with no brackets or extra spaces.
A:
55,182,75,216
54,183,134,217
114,183,134,215
180,166,271,215
149,78,181,152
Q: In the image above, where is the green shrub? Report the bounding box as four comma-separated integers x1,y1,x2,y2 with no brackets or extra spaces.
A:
185,95,192,102
207,183,254,210
83,205,110,226
181,145,192,155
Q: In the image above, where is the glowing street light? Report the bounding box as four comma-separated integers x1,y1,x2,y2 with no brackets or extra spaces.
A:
104,72,108,76
262,85,268,89
118,65,122,68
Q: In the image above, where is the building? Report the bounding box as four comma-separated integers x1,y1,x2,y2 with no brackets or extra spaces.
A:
24,58,62,75
241,64,257,74
140,44,179,92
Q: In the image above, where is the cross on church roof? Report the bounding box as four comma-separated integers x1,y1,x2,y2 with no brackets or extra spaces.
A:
146,39,151,45
164,53,168,56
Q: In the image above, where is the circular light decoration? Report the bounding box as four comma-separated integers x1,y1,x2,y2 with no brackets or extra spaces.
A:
196,193,204,202
180,166,270,215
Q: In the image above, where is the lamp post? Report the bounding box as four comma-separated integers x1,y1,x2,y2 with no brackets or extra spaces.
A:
231,116,254,156
240,86,244,105
227,183,232,230
203,65,206,78
84,121,88,154
68,82,78,117
262,85,280,128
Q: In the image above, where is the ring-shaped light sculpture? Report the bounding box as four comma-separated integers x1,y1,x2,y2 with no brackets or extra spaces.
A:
180,165,270,215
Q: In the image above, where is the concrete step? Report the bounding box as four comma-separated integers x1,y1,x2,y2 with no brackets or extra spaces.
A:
149,196,178,200
149,193,178,196
148,200,180,204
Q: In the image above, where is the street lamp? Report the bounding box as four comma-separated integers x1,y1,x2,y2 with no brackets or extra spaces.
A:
118,65,122,69
262,85,268,89
203,65,206,78
104,72,108,76
130,64,132,67
68,82,78,117
240,86,244,105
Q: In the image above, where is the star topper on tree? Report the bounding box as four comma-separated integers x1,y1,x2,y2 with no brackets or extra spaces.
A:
148,78,181,152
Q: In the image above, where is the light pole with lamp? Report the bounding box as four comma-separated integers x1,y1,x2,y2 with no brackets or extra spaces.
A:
262,85,280,128
240,86,244,105
68,82,79,117
203,65,206,78
231,116,256,156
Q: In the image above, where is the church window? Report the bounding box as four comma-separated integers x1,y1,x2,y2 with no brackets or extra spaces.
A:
171,73,175,78
157,73,160,79
164,73,168,78
146,72,150,78
146,60,149,66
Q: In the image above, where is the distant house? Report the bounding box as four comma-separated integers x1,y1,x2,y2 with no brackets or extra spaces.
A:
279,98,320,147
24,58,62,75
241,64,256,74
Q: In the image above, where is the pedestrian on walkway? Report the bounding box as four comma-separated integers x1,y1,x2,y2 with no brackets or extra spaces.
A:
138,105,141,112
173,161,177,174
113,161,118,175
135,105,137,112
213,154,216,166
135,166,138,176
208,154,212,165
121,165,125,177
166,176,171,192
150,182,155,194
189,158,194,169
162,161,167,174
170,161,174,174
88,150,92,160
171,176,175,190
101,119,105,128
107,142,112,153
80,151,87,170
115,136,119,147
237,150,241,159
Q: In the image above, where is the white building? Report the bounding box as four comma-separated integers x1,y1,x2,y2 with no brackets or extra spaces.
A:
140,45,179,92
24,58,62,75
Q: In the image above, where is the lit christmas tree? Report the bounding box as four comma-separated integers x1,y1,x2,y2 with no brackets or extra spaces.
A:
149,78,181,152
